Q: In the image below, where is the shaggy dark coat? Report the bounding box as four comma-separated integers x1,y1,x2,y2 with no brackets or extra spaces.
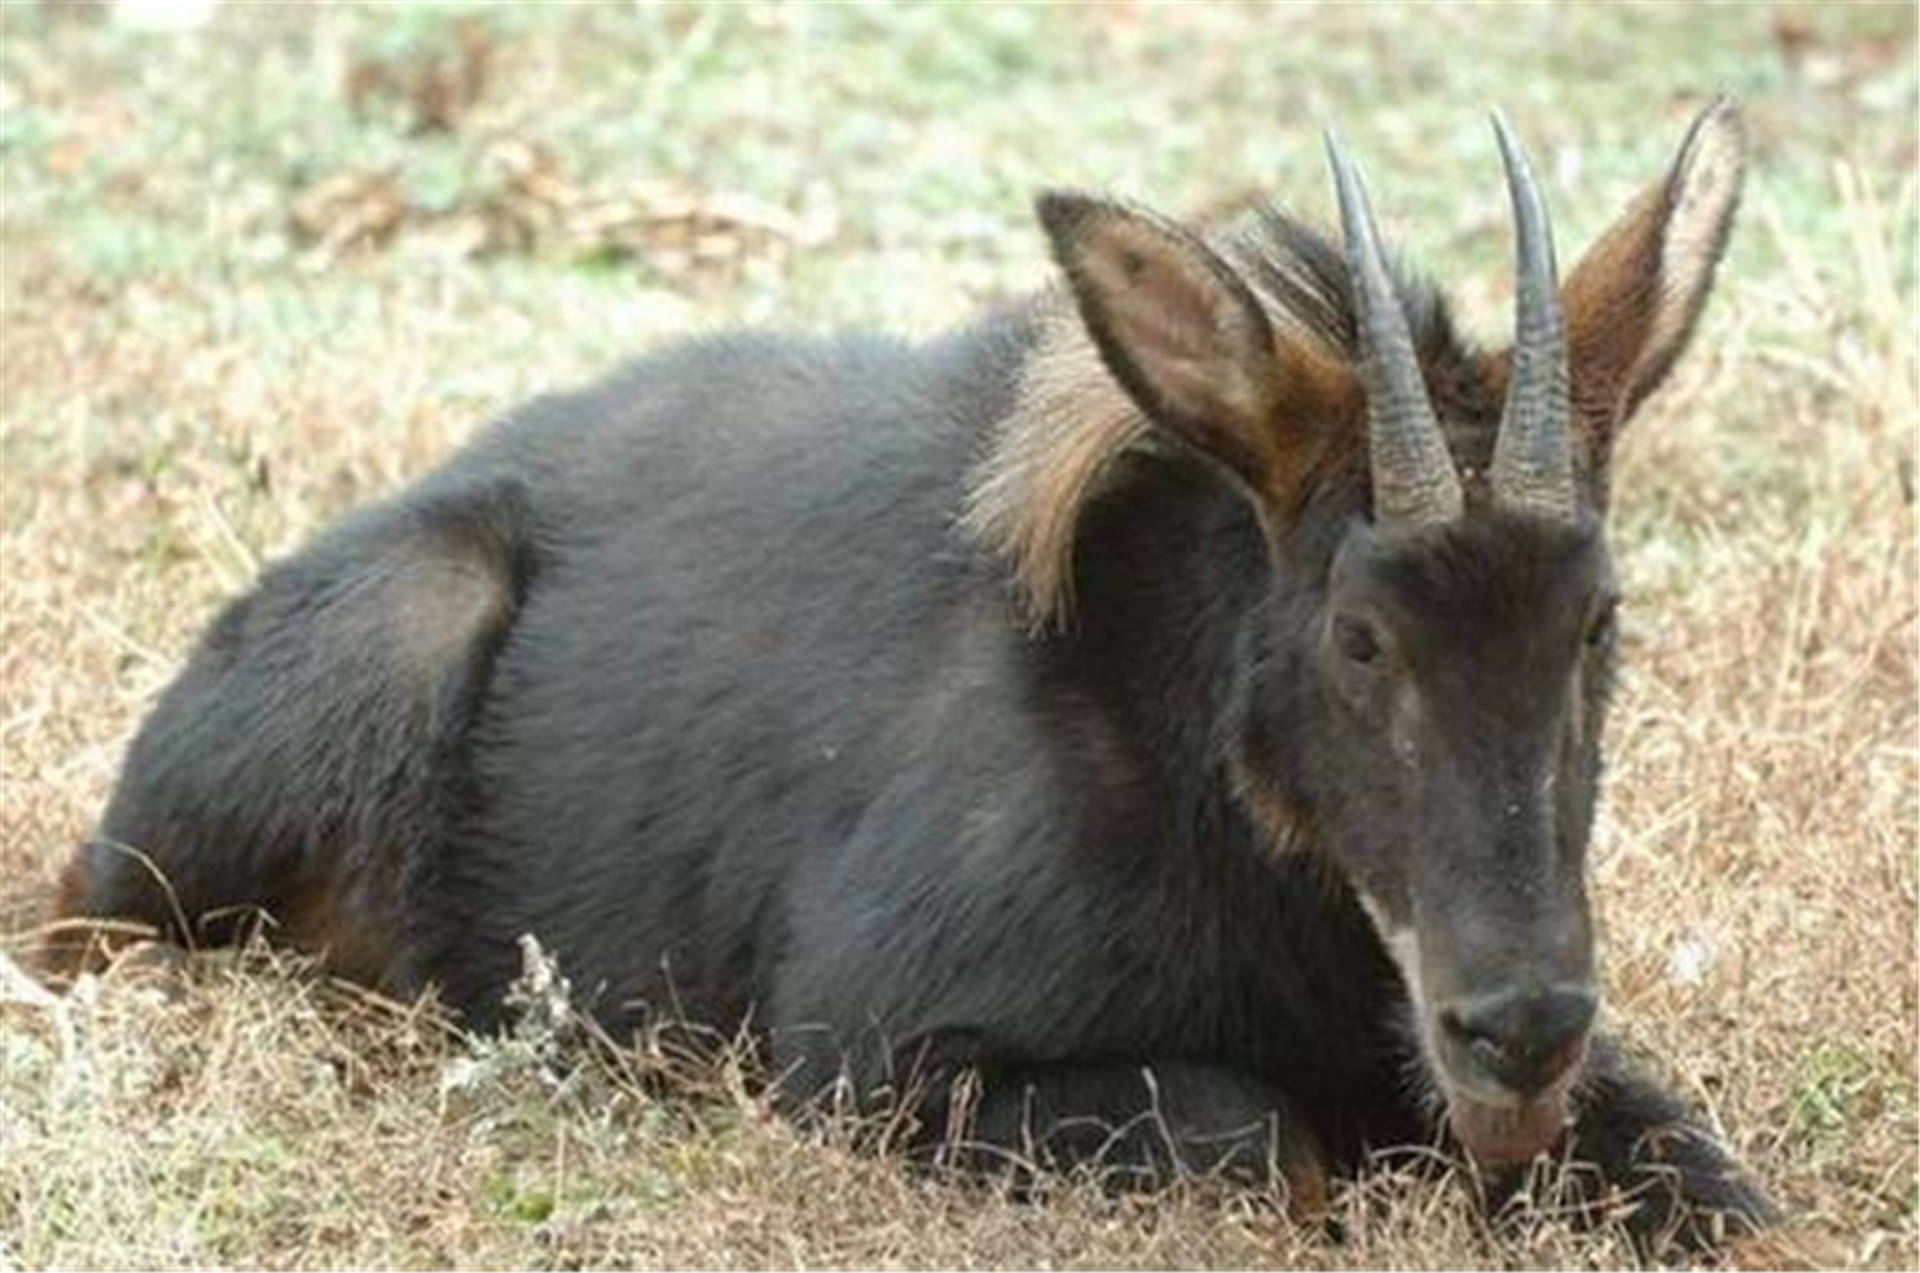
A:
57,103,1772,1259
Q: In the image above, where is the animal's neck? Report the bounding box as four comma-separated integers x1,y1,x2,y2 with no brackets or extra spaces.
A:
1040,452,1272,839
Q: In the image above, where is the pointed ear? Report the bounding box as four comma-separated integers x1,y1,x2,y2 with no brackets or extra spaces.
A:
1559,97,1746,467
1036,192,1345,521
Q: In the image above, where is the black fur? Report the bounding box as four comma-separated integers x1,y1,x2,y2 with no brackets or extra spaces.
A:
63,199,1770,1260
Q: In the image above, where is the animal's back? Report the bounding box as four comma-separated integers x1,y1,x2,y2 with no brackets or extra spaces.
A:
61,320,1032,1025
399,323,1038,1029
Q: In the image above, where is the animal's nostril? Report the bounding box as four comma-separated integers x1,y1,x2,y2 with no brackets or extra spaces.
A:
1440,985,1597,1096
1441,1007,1523,1073
1467,1033,1513,1075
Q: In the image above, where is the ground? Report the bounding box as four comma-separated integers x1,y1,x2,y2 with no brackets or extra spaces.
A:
0,2,1914,1268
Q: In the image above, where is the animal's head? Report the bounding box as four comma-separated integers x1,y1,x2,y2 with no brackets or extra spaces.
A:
975,101,1745,1162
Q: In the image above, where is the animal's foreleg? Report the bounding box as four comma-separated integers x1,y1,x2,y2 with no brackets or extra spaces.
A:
913,1058,1327,1213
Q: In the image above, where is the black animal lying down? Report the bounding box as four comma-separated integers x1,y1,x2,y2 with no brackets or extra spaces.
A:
55,101,1773,1257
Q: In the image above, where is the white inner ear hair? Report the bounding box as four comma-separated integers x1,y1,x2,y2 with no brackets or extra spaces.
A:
1649,105,1745,359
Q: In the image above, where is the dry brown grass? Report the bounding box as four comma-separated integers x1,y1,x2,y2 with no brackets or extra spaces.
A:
2,3,1915,1268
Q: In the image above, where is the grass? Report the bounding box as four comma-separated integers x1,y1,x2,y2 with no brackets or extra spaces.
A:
1,1,1915,1268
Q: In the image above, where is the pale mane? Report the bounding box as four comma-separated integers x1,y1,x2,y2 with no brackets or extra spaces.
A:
960,291,1153,627
963,209,1368,627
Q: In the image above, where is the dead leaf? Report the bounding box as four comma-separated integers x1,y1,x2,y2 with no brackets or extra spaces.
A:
284,136,822,281
288,168,405,265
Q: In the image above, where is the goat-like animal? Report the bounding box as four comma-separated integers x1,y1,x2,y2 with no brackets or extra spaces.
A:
55,102,1771,1257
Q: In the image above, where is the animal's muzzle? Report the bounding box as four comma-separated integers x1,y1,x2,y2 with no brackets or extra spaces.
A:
1438,982,1596,1099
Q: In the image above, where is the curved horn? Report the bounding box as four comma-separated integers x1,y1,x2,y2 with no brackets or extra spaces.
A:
1489,112,1578,523
1325,131,1463,530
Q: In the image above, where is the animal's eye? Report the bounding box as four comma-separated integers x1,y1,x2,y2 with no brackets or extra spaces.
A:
1585,597,1619,649
1334,614,1381,665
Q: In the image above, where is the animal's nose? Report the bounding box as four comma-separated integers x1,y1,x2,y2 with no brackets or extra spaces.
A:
1439,984,1597,1097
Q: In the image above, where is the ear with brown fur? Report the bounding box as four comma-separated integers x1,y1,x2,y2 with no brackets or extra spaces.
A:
1036,192,1346,527
1559,96,1747,480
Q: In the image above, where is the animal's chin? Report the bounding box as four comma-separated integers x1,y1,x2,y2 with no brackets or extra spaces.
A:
1442,1085,1573,1164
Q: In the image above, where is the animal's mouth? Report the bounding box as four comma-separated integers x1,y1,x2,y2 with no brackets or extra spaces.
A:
1437,1054,1584,1163
1444,1086,1570,1162
1351,896,1596,1165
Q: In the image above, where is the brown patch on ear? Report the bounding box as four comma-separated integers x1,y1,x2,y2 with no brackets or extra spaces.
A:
1559,181,1663,465
971,193,1369,626
1264,320,1364,519
964,295,1359,626
1556,98,1746,481
1038,193,1291,491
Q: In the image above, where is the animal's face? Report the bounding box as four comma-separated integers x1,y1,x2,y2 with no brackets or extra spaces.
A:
1024,101,1744,1162
1298,511,1618,1157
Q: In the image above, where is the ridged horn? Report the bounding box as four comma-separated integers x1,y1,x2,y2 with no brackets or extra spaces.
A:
1489,112,1577,523
1325,130,1463,530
